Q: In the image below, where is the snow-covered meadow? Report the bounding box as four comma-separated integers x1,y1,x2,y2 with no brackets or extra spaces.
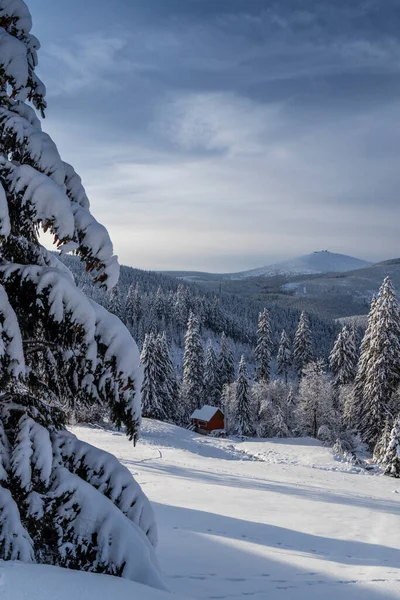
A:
69,420,400,600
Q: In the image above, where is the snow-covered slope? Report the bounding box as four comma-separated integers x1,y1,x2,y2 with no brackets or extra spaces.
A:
70,420,400,600
0,561,190,600
229,251,372,280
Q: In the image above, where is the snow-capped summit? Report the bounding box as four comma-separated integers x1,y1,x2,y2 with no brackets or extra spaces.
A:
228,251,372,279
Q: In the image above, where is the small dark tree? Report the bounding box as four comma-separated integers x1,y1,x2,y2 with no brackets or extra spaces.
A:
204,340,220,406
218,332,235,395
293,312,312,376
234,356,254,437
255,308,272,383
277,329,291,384
383,417,400,478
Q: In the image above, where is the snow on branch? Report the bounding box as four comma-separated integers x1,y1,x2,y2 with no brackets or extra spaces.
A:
0,486,35,561
0,106,65,185
63,162,90,209
71,202,119,289
0,182,11,239
0,0,32,34
54,430,157,546
51,466,165,589
11,414,52,491
0,263,96,344
8,162,75,241
0,27,28,89
0,420,11,482
0,283,25,378
90,299,142,425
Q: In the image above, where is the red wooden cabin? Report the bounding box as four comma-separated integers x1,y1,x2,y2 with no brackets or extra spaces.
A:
190,405,225,434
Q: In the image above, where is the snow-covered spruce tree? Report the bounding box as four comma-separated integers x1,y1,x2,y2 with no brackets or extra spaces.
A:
296,360,336,439
0,2,164,589
352,278,400,449
155,332,179,422
180,312,204,417
218,332,235,396
204,339,220,406
140,333,165,420
107,284,122,319
382,417,400,478
293,312,313,376
373,415,392,463
125,282,142,327
234,355,254,437
140,332,178,422
344,296,378,427
329,325,357,387
255,308,272,383
277,329,291,384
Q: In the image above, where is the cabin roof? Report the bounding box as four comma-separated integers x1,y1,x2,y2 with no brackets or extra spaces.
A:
191,405,223,422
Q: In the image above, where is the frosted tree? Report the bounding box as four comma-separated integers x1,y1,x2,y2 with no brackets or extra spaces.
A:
140,334,165,420
218,332,235,395
344,296,378,427
0,1,165,589
352,279,400,448
234,356,254,437
204,339,220,406
108,284,122,319
293,312,313,376
296,360,336,438
382,417,400,478
125,283,142,328
255,308,272,383
181,312,204,416
155,332,179,422
329,326,357,387
374,415,392,463
277,329,291,384
154,286,165,320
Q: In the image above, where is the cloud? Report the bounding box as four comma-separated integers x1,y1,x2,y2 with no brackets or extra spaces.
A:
42,33,131,96
34,0,400,272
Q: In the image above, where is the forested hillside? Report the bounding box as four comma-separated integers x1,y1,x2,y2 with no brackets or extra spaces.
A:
59,254,340,373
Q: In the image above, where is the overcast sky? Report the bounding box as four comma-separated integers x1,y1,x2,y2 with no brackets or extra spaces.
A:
29,0,400,272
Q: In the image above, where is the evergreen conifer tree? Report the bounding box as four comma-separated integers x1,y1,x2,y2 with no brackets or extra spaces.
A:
255,308,272,383
293,312,313,376
155,332,179,422
373,415,392,463
351,279,400,448
204,339,220,406
296,360,336,438
0,1,163,588
329,326,357,386
345,296,378,427
218,332,235,395
383,417,400,478
108,284,122,319
181,312,204,416
234,355,253,436
140,333,166,421
277,329,291,384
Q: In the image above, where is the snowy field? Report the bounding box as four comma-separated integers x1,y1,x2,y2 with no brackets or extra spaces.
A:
66,420,400,600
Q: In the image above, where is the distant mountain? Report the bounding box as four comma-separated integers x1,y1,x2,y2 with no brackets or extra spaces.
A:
226,251,372,280
163,251,372,283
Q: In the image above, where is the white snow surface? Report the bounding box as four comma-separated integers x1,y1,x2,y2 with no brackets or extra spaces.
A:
68,420,400,600
0,561,190,600
191,405,222,422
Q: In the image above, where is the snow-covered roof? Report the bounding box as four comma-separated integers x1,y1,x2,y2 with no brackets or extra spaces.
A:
191,405,223,422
